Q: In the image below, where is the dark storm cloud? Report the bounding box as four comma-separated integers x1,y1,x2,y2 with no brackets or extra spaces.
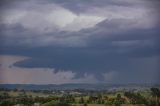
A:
0,0,160,83
2,28,160,81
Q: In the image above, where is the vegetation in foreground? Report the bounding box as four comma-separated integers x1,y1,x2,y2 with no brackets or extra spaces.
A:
0,87,160,106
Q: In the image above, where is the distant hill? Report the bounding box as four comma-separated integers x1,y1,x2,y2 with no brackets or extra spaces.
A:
0,83,159,90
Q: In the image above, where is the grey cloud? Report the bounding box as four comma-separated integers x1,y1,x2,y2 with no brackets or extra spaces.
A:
0,0,160,84
0,0,159,47
51,0,153,13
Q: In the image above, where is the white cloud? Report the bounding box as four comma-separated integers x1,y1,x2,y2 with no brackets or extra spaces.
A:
0,55,98,84
2,3,105,32
64,14,105,31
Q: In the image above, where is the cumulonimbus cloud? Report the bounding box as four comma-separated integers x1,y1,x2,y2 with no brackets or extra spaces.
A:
0,0,159,84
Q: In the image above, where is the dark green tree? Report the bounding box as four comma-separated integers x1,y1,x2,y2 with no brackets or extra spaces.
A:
115,94,122,106
79,97,84,104
150,88,160,106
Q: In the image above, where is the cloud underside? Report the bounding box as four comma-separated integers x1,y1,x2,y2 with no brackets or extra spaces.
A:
0,55,117,84
0,55,159,84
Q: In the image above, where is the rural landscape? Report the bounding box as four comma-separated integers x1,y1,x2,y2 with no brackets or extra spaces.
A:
0,0,160,106
0,84,160,106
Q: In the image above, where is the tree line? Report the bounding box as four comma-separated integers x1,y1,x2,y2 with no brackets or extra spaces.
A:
0,87,160,106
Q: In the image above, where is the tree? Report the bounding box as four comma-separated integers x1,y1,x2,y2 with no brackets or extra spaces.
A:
150,88,160,106
0,100,13,106
124,92,147,105
115,94,122,106
79,97,84,104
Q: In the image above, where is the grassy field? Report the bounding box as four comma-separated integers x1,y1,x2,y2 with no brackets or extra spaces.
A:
0,90,49,97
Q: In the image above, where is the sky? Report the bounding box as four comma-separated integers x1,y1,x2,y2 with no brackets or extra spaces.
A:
0,0,160,84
